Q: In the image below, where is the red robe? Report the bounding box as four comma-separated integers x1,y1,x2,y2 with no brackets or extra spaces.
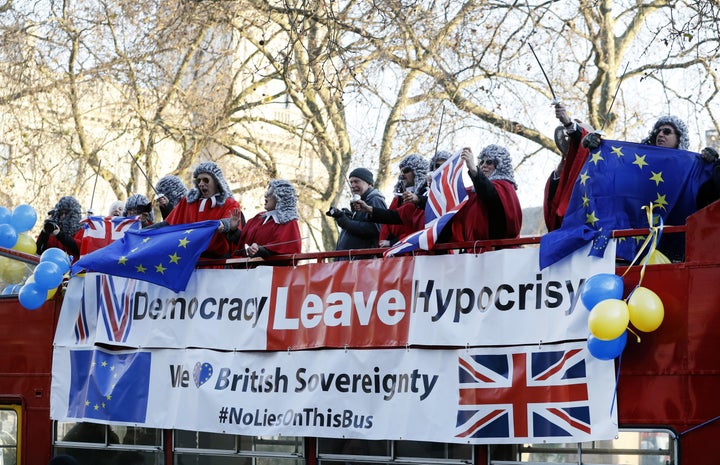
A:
449,180,522,243
166,197,240,258
379,197,425,244
41,230,84,263
235,213,301,256
544,125,591,231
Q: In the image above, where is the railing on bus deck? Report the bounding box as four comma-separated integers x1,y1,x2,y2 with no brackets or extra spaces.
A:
196,224,689,269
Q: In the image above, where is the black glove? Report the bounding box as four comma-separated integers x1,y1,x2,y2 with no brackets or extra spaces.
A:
582,132,602,150
701,146,719,163
325,207,344,219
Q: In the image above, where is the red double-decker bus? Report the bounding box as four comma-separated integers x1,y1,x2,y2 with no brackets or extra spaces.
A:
1,201,719,465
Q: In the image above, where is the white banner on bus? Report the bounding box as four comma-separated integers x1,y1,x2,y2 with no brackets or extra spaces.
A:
51,342,618,444
54,243,614,350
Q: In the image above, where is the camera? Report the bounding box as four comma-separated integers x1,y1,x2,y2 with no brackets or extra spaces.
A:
137,202,153,214
326,207,339,217
43,220,59,234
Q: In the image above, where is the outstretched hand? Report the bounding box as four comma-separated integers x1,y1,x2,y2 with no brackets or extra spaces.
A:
461,147,476,175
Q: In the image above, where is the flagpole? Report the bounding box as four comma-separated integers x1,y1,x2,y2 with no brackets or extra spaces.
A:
88,160,101,215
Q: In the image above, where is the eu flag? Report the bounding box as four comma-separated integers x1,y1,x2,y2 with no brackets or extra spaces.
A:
540,140,713,268
71,220,219,292
67,348,151,423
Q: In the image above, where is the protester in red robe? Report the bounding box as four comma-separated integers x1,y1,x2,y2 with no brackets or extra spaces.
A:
447,145,522,245
232,180,301,258
36,196,84,261
543,103,593,231
165,161,241,258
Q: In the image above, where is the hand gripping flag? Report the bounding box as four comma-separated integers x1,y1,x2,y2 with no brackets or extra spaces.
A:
72,220,219,292
539,140,713,268
385,151,468,256
80,215,141,255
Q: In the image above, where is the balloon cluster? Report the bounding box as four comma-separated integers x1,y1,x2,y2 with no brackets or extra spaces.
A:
0,204,38,249
18,248,71,310
581,273,664,360
0,204,39,287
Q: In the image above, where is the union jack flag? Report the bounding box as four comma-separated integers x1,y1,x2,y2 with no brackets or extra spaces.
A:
80,216,140,255
96,274,137,343
384,152,467,256
456,348,591,441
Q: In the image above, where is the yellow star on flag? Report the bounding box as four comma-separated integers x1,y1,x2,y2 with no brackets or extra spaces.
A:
135,264,147,273
143,237,151,243
118,256,128,265
178,237,190,248
582,194,590,207
155,263,167,274
653,193,669,209
633,154,648,169
169,252,181,264
580,171,590,186
586,211,599,226
590,151,604,165
649,171,664,186
611,146,624,157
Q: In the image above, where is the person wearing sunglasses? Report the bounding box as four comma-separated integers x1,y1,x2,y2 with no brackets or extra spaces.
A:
582,115,691,151
445,144,522,248
165,161,242,258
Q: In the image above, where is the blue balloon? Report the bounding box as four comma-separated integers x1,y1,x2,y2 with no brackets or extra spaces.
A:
1,285,15,295
0,223,18,249
18,282,46,310
581,273,624,311
40,248,71,273
33,261,64,290
588,331,627,360
10,204,37,233
0,206,10,224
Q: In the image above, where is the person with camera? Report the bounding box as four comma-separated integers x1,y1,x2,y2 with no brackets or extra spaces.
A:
327,167,386,259
352,154,429,247
36,196,84,260
123,194,154,228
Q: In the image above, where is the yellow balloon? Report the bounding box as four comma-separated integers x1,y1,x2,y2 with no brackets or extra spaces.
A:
12,233,37,255
0,257,28,284
647,249,670,265
25,273,59,300
588,299,629,340
46,285,58,300
627,286,664,332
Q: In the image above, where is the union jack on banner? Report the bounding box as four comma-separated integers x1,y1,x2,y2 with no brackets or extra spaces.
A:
73,287,91,344
384,151,467,256
80,216,140,255
456,348,591,441
96,274,137,343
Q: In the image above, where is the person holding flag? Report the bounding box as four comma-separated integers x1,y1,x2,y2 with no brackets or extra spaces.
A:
447,145,522,247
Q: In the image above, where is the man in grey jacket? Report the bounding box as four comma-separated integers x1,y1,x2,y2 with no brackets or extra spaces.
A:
327,167,387,258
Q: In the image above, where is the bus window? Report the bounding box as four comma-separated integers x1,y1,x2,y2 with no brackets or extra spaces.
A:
0,407,19,465
174,431,305,465
317,438,473,465
54,421,164,465
488,428,676,464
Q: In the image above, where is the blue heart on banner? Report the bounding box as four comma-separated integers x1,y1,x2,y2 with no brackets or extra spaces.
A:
193,362,214,388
